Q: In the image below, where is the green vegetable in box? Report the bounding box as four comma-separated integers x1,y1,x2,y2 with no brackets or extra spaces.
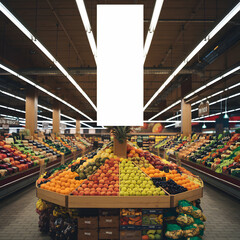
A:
165,224,183,239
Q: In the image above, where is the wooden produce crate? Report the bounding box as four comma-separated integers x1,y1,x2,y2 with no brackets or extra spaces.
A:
68,195,171,208
36,186,67,207
170,186,203,207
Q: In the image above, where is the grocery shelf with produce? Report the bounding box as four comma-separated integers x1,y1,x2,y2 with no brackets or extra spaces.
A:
0,135,93,199
35,139,205,240
153,131,240,199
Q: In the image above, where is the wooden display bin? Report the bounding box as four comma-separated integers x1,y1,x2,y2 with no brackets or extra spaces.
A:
36,187,67,207
68,195,171,209
170,186,203,207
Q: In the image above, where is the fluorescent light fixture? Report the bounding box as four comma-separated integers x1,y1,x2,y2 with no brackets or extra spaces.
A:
0,105,25,113
143,0,164,60
76,0,97,60
0,2,96,111
185,66,240,100
148,100,181,121
202,123,207,129
144,3,240,110
165,122,179,128
0,63,93,121
81,122,93,128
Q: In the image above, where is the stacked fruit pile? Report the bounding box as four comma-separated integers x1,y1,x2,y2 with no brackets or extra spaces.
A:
120,160,166,196
40,170,83,195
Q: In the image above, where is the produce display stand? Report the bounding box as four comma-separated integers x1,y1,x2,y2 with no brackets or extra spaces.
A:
0,149,88,199
36,185,204,208
165,153,240,199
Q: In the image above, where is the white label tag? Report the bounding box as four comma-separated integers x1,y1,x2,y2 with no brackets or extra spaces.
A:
97,5,143,126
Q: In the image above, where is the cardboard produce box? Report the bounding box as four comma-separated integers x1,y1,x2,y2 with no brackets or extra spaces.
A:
78,217,98,229
120,230,142,240
99,216,119,228
78,229,98,240
99,228,120,240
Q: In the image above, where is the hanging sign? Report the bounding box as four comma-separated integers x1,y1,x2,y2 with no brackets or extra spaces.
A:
0,118,19,125
42,122,49,130
2,124,9,129
198,101,209,117
61,123,66,130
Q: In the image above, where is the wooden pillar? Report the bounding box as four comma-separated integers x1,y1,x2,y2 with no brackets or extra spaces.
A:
113,137,127,158
76,119,80,137
25,87,38,136
53,103,61,135
181,99,192,136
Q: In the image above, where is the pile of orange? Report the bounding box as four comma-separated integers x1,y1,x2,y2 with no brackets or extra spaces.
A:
40,170,84,195
142,166,200,191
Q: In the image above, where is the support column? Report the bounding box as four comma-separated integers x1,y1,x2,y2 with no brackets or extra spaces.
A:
53,103,61,135
76,119,80,137
25,87,38,136
181,99,192,136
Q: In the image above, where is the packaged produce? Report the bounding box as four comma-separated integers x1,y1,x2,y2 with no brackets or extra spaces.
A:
176,213,194,226
182,224,200,237
165,224,183,239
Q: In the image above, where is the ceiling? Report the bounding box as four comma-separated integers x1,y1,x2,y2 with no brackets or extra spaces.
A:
0,0,239,127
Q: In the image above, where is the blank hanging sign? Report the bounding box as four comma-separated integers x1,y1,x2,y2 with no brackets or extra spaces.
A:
97,5,143,126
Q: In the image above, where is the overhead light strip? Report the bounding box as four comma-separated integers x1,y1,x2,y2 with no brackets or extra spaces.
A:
0,89,78,122
148,100,181,121
0,2,97,111
143,0,164,62
144,2,240,110
164,66,240,121
0,63,93,121
75,0,97,61
185,66,240,99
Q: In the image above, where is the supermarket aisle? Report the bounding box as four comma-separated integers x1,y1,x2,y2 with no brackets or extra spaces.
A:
0,184,51,240
0,183,240,240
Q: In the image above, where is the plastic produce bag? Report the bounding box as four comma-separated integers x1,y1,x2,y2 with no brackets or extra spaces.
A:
183,224,200,237
165,224,183,239
176,213,194,226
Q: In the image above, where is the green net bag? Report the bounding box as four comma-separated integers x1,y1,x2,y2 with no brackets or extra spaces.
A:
186,237,202,240
165,224,183,239
190,206,202,218
176,213,194,226
177,200,193,215
193,218,205,230
183,224,200,237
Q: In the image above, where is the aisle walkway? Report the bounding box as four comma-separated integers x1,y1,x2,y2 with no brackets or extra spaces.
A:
0,183,239,240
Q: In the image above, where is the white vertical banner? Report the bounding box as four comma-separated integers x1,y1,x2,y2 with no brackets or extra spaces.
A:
97,5,143,126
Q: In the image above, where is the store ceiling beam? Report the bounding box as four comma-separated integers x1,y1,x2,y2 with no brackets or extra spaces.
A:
144,18,216,23
45,0,85,66
0,67,202,76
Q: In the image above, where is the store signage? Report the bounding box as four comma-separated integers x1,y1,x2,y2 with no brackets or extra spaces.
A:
97,5,143,126
198,101,209,117
61,123,66,130
0,118,19,125
42,122,49,130
2,124,9,129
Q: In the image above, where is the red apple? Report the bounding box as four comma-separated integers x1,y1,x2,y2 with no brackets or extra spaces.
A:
103,170,107,174
93,184,98,189
96,187,102,192
82,184,87,189
88,182,93,188
108,170,113,174
72,190,78,195
100,192,106,196
99,183,103,188
78,191,84,196
95,173,100,177
90,191,95,196
100,173,105,178
114,188,119,192
99,179,104,184
84,190,90,195
107,191,112,196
